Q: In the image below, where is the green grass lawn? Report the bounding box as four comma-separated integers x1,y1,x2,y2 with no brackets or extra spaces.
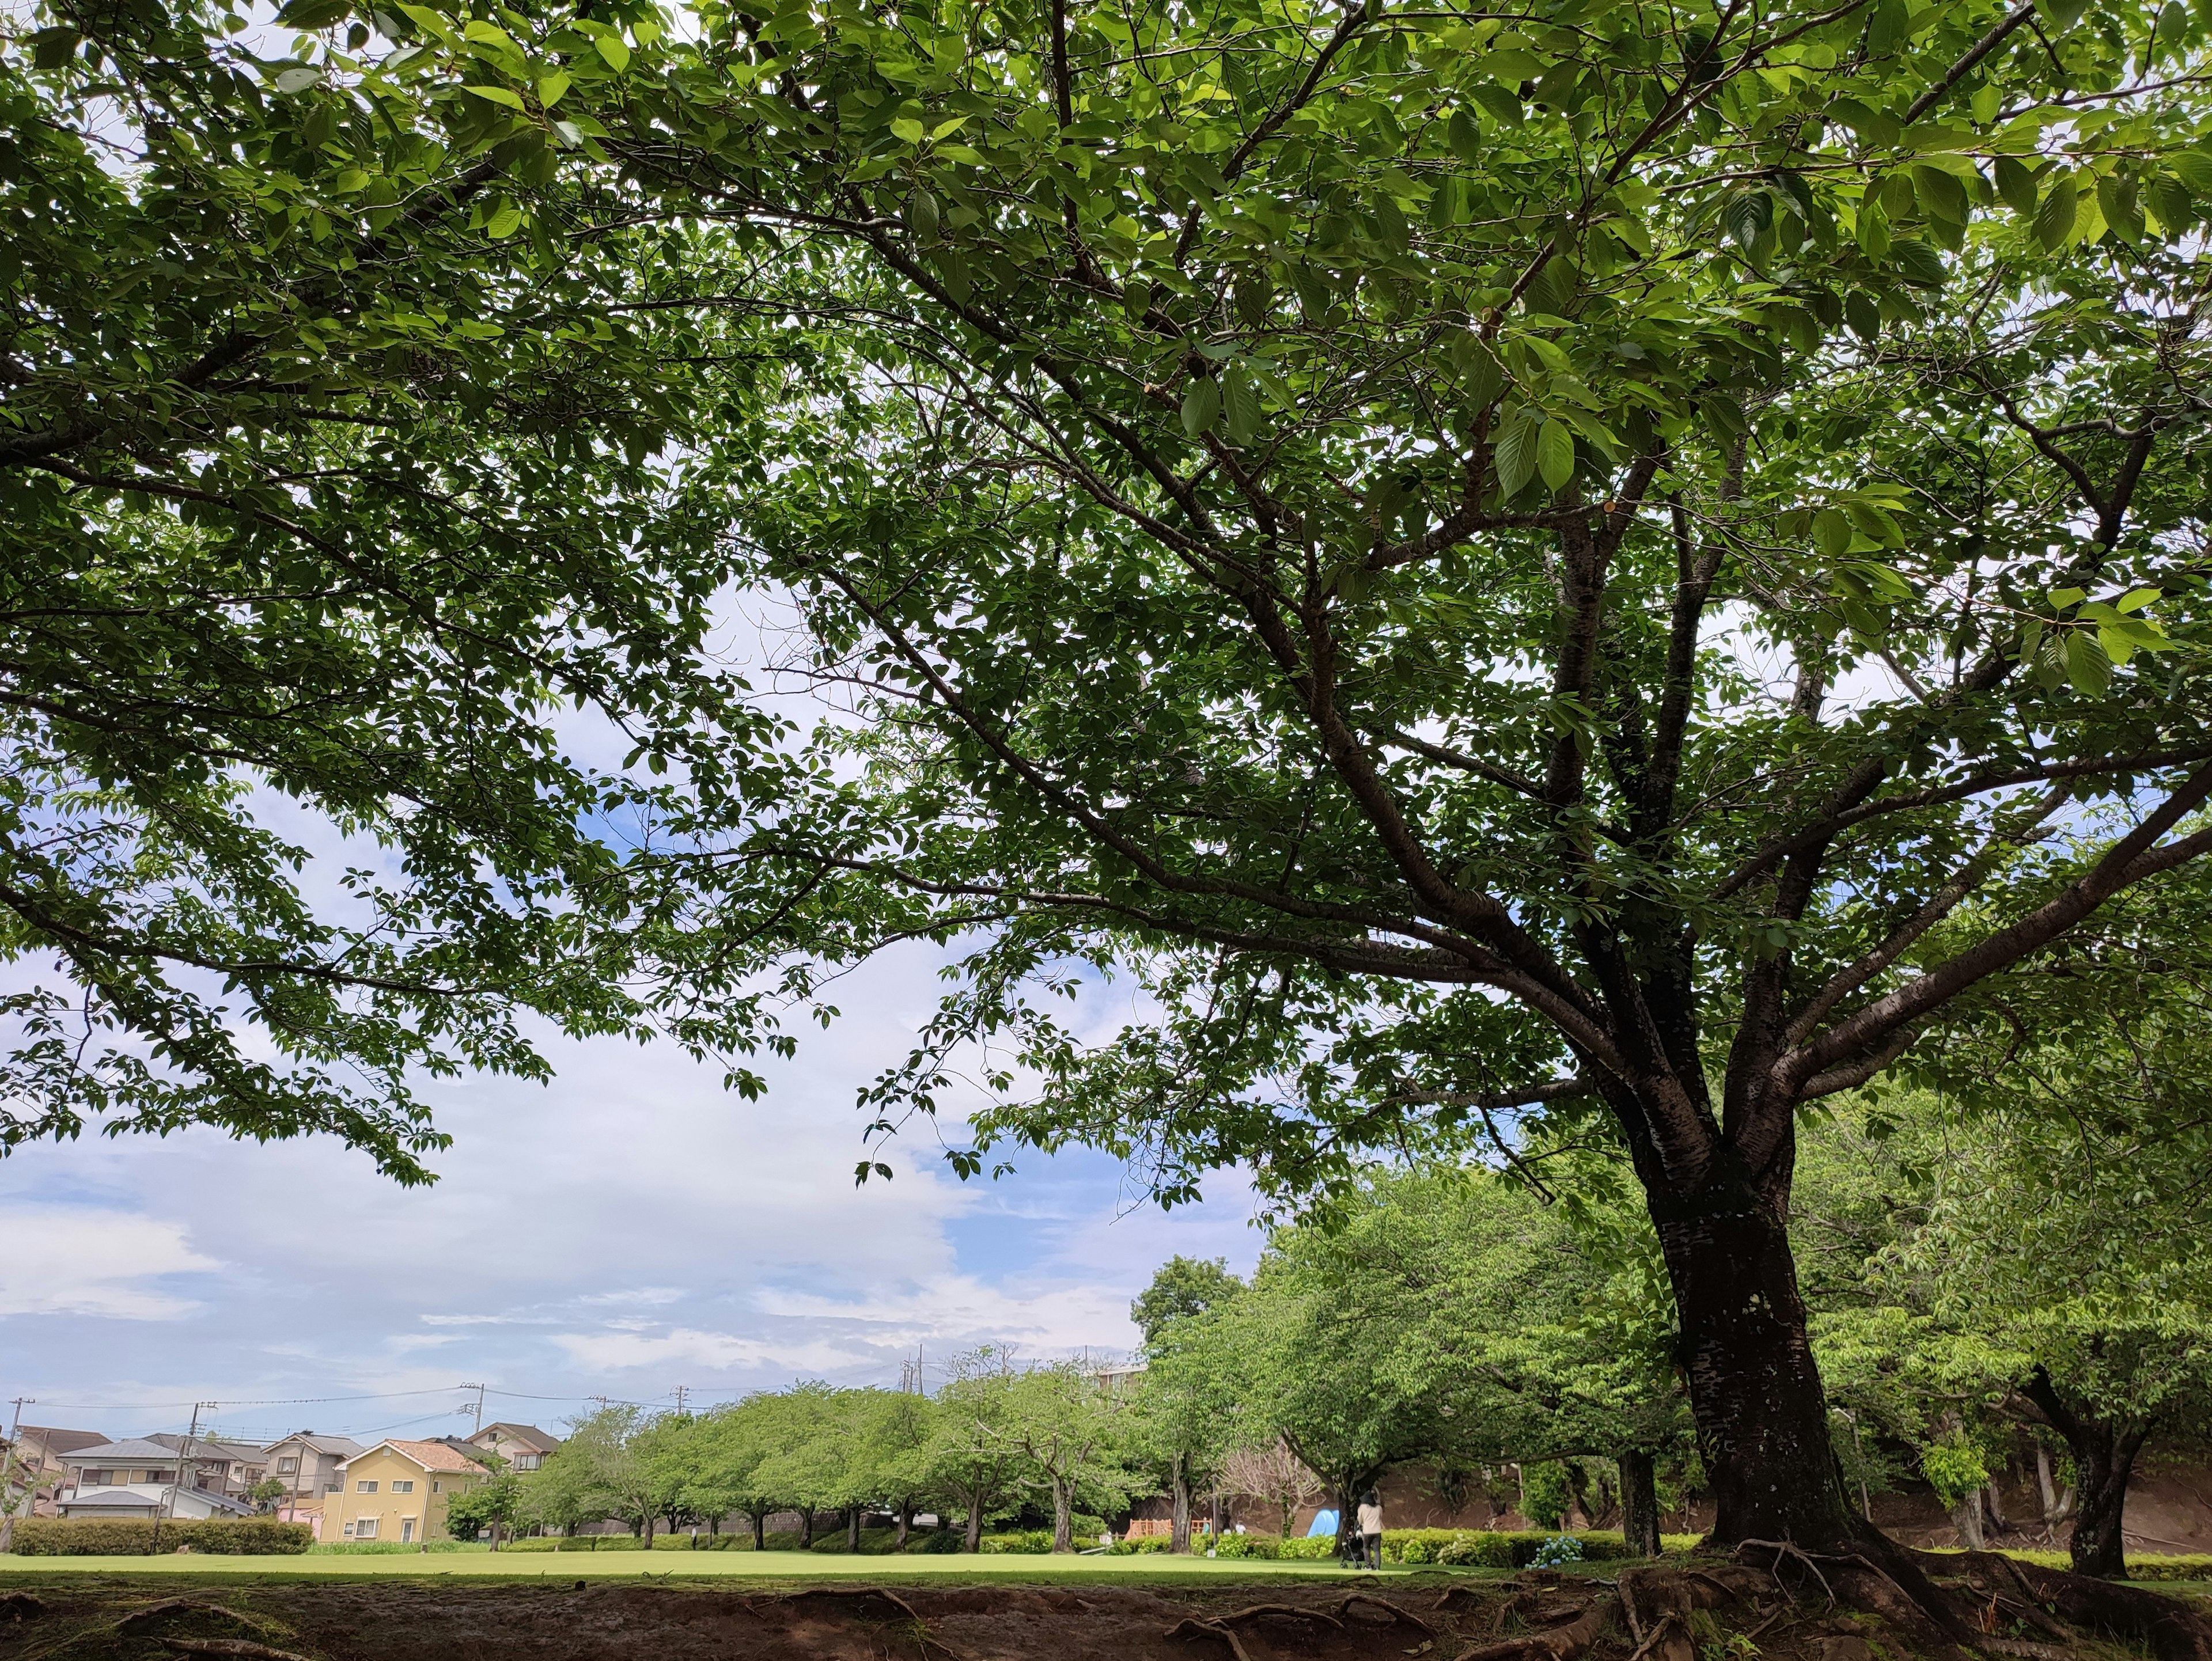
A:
0,1550,1404,1584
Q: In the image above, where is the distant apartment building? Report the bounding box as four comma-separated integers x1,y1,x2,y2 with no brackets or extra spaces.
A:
150,1434,267,1498
262,1432,366,1504
322,1440,488,1545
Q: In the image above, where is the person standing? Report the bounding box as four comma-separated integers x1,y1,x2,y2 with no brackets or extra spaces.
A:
1357,1489,1383,1571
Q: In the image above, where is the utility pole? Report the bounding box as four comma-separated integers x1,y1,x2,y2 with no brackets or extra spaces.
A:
152,1402,213,1554
671,1385,689,1414
461,1383,486,1437
0,1396,32,1553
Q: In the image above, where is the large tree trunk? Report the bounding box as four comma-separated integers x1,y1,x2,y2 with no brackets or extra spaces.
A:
896,1502,912,1549
1653,1199,1855,1549
798,1508,814,1550
963,1498,984,1554
1051,1477,1074,1553
1169,1455,1192,1554
2070,1428,2144,1579
1619,1450,1660,1557
2019,1364,2148,1579
752,1510,765,1551
846,1507,861,1552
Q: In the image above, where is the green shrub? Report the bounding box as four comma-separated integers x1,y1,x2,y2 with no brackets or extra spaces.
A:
1105,1534,1176,1555
918,1529,964,1554
1213,1533,1281,1559
978,1530,1055,1554
307,1540,486,1555
10,1518,313,1557
1404,1529,1638,1569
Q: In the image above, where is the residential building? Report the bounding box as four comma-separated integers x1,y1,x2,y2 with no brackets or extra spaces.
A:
149,1434,266,1498
2,1428,103,1519
56,1484,252,1522
321,1439,488,1545
262,1432,365,1506
466,1423,560,1472
60,1438,187,1497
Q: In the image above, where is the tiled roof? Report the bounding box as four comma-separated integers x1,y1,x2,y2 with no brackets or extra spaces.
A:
65,1439,183,1463
263,1432,368,1458
473,1423,561,1453
21,1428,105,1456
375,1439,488,1474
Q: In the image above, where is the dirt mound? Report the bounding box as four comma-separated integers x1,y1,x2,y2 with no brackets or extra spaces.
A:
0,1565,2204,1661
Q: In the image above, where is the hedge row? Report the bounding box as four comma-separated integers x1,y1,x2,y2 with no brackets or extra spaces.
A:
1958,1549,2212,1584
9,1518,312,1556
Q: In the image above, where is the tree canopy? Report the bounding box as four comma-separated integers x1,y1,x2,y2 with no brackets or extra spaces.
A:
13,0,2212,1556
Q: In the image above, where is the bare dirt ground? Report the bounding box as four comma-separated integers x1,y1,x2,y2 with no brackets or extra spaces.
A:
1,1557,2207,1661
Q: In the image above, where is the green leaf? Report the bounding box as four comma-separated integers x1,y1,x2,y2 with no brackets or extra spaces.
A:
537,71,570,107
1812,509,1854,560
485,202,522,238
1222,363,1264,446
1910,164,1968,226
2037,0,2086,28
273,64,324,93
1889,238,1947,289
2149,174,2196,234
275,0,354,27
463,84,526,109
891,117,925,143
905,188,940,245
1493,405,1543,496
29,25,83,66
1993,155,2039,217
1844,290,1882,340
592,32,630,70
1181,375,1221,438
1857,201,1891,262
1535,419,1574,491
2033,173,2078,249
1724,190,1772,251
1446,109,1482,163
2063,630,2111,697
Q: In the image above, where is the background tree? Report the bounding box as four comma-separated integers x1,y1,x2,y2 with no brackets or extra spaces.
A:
847,1388,941,1548
306,0,2212,1558
445,1450,525,1547
1130,1262,1244,1552
1003,1360,1137,1552
1215,1438,1323,1539
926,1350,1025,1552
547,1405,669,1544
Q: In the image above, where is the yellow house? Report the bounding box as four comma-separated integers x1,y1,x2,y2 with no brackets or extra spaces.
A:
322,1439,489,1544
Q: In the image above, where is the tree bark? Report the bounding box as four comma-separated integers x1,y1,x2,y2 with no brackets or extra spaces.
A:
1653,1199,1856,1548
1052,1476,1074,1553
896,1502,912,1549
846,1507,861,1552
2018,1364,2147,1579
1953,1488,1986,1551
798,1508,814,1550
752,1510,765,1551
963,1497,985,1553
1170,1455,1192,1554
1619,1449,1661,1557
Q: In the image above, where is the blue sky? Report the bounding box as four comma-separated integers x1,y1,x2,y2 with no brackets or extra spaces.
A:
0,939,1263,1449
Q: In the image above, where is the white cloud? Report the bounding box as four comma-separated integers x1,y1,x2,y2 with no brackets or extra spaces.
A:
0,1207,217,1319
553,1328,863,1375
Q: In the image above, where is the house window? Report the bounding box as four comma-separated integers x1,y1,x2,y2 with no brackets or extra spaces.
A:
277,1458,299,1474
391,1480,414,1494
517,1455,541,1471
355,1518,378,1539
431,1481,440,1493
81,1470,112,1486
356,1480,378,1493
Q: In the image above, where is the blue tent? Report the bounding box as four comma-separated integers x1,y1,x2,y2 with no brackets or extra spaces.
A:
1306,1508,1339,1538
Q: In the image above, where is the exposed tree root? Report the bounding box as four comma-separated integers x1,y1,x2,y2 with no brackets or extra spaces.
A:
1200,1601,1344,1629
777,1586,972,1661
0,1591,47,1621
1453,1596,1615,1661
1921,1547,2212,1661
1332,1593,1434,1634
160,1640,316,1661
1164,1616,1261,1661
